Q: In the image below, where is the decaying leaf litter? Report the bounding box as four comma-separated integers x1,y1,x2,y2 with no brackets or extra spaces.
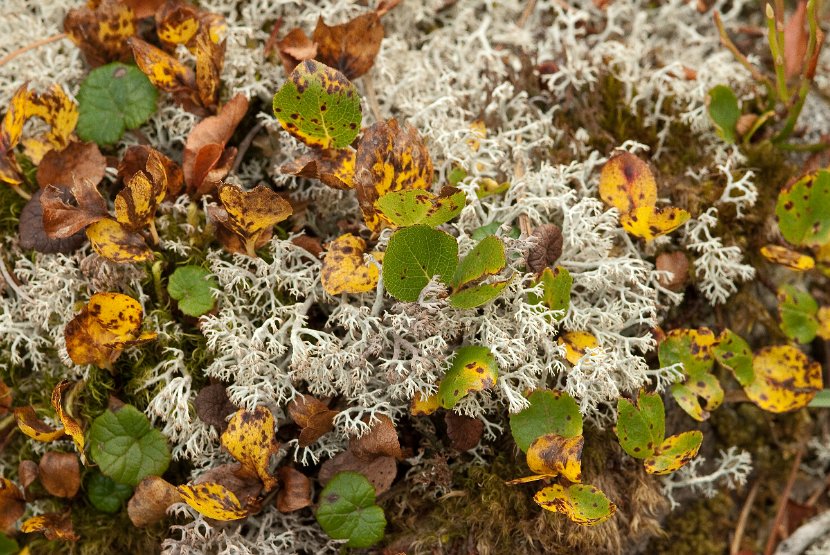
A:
0,0,830,553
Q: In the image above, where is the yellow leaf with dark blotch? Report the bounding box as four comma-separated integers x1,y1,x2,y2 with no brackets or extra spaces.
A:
321,233,380,295
280,148,356,189
115,169,166,231
214,183,293,257
195,32,224,110
526,433,584,482
128,37,195,92
670,372,723,422
312,13,384,80
533,483,617,526
558,331,599,365
178,482,248,520
220,407,279,491
52,381,86,462
355,119,433,232
599,152,657,214
41,180,109,239
744,345,823,412
760,245,815,271
2,84,31,150
410,391,440,416
155,2,200,48
86,218,152,263
14,407,65,442
64,0,136,66
620,205,691,241
818,307,830,340
0,478,25,533
119,146,184,198
21,513,79,541
643,430,703,475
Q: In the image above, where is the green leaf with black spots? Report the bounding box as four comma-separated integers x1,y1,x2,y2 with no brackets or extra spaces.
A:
89,404,171,486
707,85,740,143
533,483,616,526
777,285,819,344
272,60,362,149
316,471,386,548
670,373,724,422
86,471,133,514
643,430,703,475
529,266,572,318
713,329,754,386
776,170,830,247
659,328,723,421
77,62,158,147
510,390,582,452
451,235,505,290
448,279,510,309
374,187,465,228
438,345,498,408
615,390,664,459
383,225,458,302
167,265,217,317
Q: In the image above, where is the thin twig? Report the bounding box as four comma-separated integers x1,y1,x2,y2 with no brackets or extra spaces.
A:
0,33,67,67
231,120,267,175
731,481,760,554
713,12,775,93
518,0,538,27
764,444,806,555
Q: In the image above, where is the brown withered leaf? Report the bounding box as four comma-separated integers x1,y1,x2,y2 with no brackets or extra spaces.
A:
275,467,311,513
19,460,39,496
38,452,81,498
19,190,86,254
209,183,293,257
119,146,184,198
127,476,182,527
313,14,384,80
194,382,236,431
37,142,106,189
656,251,689,291
526,223,563,274
376,0,403,16
64,0,137,67
319,450,397,495
195,462,263,508
0,380,11,417
41,180,108,239
275,28,317,74
20,512,78,541
0,478,25,533
350,414,402,460
784,0,808,79
281,148,356,190
291,234,323,258
124,0,166,18
444,412,484,452
194,32,225,110
287,394,338,447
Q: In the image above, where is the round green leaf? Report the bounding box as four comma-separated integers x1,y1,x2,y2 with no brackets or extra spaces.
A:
167,265,217,317
272,60,362,149
438,345,498,408
451,235,506,290
510,390,582,452
614,391,664,459
86,471,133,513
77,62,158,146
658,328,716,377
374,187,466,228
713,329,754,386
89,405,171,486
534,483,616,526
776,170,830,247
777,285,819,344
707,85,740,143
316,471,386,548
383,225,458,302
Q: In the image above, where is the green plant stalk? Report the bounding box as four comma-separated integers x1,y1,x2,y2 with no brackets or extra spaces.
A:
766,4,789,103
151,260,165,302
741,110,776,145
713,11,774,95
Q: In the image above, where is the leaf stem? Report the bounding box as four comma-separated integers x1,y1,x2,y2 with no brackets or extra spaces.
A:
713,12,774,94
766,4,789,102
0,33,67,67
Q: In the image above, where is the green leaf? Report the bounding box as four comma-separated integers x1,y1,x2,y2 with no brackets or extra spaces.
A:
86,471,134,514
448,279,510,309
438,345,498,408
448,166,467,186
451,235,505,290
778,285,819,343
809,389,830,408
713,329,754,386
509,390,583,452
615,391,665,459
534,483,616,526
167,265,217,317
643,430,703,475
707,85,740,143
529,266,572,318
374,187,465,228
383,225,458,302
658,328,716,377
89,405,171,486
316,471,386,549
471,221,520,241
0,533,18,555
776,170,830,247
76,62,158,146
272,60,362,149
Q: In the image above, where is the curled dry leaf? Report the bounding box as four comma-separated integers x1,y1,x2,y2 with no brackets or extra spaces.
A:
194,382,236,431
19,190,86,254
784,0,808,79
37,141,106,189
128,476,182,527
41,179,108,239
281,148,356,190
444,412,484,451
350,415,402,460
276,28,317,74
18,460,39,494
526,224,563,274
220,407,280,491
86,218,152,263
64,0,136,67
321,234,381,295
14,406,65,442
275,467,312,513
21,512,79,541
38,451,81,498
52,381,86,462
319,450,397,495
210,183,293,257
119,146,184,198
0,478,25,533
287,394,338,447
313,13,384,80
196,463,264,509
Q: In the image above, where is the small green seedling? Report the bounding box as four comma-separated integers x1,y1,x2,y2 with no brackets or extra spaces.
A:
316,471,386,548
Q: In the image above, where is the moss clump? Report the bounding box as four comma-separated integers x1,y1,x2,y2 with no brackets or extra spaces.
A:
648,493,734,555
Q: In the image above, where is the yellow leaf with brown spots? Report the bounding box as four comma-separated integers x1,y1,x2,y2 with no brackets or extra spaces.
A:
155,2,200,48
86,218,152,263
194,32,224,110
558,331,599,365
660,328,722,421
355,119,433,232
178,482,248,520
52,381,86,463
598,152,657,214
410,391,440,416
321,233,380,295
534,483,616,526
438,345,498,409
220,407,279,491
281,148,356,189
64,0,137,66
115,154,167,238
760,244,815,271
526,433,584,482
20,512,78,541
743,345,822,412
128,37,196,93
211,183,293,258
643,430,703,475
818,306,830,340
619,205,690,242
14,407,65,442
2,85,31,150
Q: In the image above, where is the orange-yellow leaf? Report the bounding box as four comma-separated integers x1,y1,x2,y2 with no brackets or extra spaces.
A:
598,152,657,214
86,218,152,263
177,482,248,520
20,513,78,541
52,381,86,463
744,345,823,412
526,433,584,482
818,306,830,340
620,205,691,241
115,167,166,231
410,391,440,416
14,407,65,442
220,407,279,491
321,234,380,295
155,2,200,48
558,331,598,364
760,245,815,271
64,0,136,66
210,183,293,257
128,37,195,92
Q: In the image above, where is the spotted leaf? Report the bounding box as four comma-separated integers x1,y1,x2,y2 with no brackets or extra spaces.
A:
14,407,65,442
382,225,458,302
447,279,511,309
743,345,822,412
533,484,616,526
620,205,690,241
20,513,78,541
525,433,584,482
155,2,200,48
776,170,830,247
281,148,356,189
128,37,196,94
86,218,152,263
321,234,380,295
115,163,166,234
760,245,815,271
818,306,830,340
210,183,293,258
660,328,722,421
178,482,248,520
221,407,279,491
644,431,703,475
615,390,664,459
451,236,506,290
598,152,656,214
64,0,136,66
438,345,498,409
410,392,440,416
713,329,754,386
558,331,599,365
510,390,582,452
777,285,819,343
374,186,466,228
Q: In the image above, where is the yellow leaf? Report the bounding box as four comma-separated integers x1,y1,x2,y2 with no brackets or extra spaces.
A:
20,513,78,541
620,205,691,241
178,482,248,520
526,433,584,482
410,391,440,416
128,37,195,92
321,234,380,295
818,306,830,340
195,32,224,109
14,406,65,442
558,331,598,365
598,152,657,214
52,381,86,463
86,218,152,263
744,345,822,412
115,167,166,232
760,245,815,271
65,0,136,66
2,85,32,149
156,3,200,47
533,483,617,526
211,183,293,257
467,119,486,152
220,407,279,491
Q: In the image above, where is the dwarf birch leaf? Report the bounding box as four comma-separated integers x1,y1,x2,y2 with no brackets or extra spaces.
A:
128,37,195,93
178,482,247,520
64,0,136,66
451,235,506,289
374,187,465,228
14,407,65,442
744,345,823,412
658,328,716,376
534,484,616,526
220,406,279,491
167,265,217,317
529,266,572,317
448,279,510,309
312,13,384,80
760,245,815,271
558,331,598,365
52,381,86,462
89,405,171,486
0,479,24,533
77,63,158,146
644,431,703,475
778,285,819,343
526,434,584,482
211,183,293,257
273,60,361,149
598,152,657,214
438,345,498,408
615,391,664,459
321,234,380,295
510,390,582,452
383,225,458,302
316,471,386,548
115,170,166,232
620,205,690,241
421,187,466,226
776,170,830,247
707,85,740,143
713,329,755,386
670,374,724,422
86,472,133,514
20,513,78,541
281,148,355,189
86,218,152,263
